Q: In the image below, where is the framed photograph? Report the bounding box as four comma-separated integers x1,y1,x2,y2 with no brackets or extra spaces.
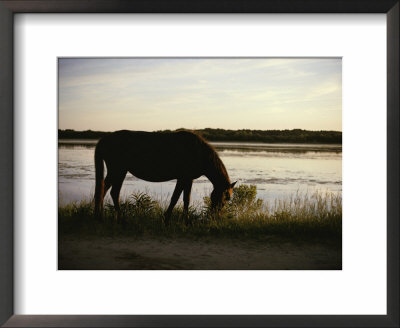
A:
1,1,398,327
57,56,343,272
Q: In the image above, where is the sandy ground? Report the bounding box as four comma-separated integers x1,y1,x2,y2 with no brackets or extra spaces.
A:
58,235,341,270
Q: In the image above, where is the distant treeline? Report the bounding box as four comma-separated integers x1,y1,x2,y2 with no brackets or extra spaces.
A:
58,128,342,144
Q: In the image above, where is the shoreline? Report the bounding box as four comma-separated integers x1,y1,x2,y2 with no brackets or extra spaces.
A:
58,128,342,145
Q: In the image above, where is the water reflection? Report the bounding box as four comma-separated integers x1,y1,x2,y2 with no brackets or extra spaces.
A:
58,140,342,205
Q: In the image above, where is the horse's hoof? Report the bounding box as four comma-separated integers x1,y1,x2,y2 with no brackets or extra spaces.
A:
163,216,170,227
163,211,171,226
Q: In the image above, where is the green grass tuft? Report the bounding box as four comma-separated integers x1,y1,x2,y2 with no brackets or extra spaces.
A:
59,185,342,243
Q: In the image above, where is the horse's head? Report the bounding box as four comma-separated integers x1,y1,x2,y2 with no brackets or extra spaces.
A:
210,181,237,210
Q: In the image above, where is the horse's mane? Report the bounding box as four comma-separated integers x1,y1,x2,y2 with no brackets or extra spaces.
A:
193,132,231,187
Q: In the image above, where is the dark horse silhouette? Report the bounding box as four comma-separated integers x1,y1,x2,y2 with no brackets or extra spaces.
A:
94,130,236,224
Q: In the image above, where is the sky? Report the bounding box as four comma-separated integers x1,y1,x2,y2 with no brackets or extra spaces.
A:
58,58,342,132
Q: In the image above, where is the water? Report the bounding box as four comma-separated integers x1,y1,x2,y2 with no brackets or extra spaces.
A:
58,140,342,205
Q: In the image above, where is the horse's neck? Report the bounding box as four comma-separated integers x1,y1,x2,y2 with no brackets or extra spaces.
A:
206,167,230,189
203,147,230,189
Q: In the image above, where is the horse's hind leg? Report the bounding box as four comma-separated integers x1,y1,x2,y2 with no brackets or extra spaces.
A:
104,175,112,195
96,176,111,221
110,171,127,222
183,180,193,224
164,180,184,226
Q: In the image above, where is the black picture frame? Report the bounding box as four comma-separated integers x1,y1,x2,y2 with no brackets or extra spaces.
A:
0,1,398,327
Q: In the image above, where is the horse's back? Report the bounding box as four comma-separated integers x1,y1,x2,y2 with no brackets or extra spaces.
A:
97,130,207,181
99,130,203,155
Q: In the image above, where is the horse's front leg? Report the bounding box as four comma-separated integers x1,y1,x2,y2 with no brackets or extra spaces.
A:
164,180,184,226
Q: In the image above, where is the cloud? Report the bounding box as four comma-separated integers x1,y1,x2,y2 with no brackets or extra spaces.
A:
58,58,342,131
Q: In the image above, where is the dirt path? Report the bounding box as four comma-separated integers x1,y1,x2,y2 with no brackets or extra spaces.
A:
58,235,341,270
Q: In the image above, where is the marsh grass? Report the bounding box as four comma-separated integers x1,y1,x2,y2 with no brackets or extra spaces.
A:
58,185,341,243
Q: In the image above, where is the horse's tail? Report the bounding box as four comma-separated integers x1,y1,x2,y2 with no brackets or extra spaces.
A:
94,141,105,219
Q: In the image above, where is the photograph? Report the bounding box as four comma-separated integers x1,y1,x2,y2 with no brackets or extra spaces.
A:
58,57,342,270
